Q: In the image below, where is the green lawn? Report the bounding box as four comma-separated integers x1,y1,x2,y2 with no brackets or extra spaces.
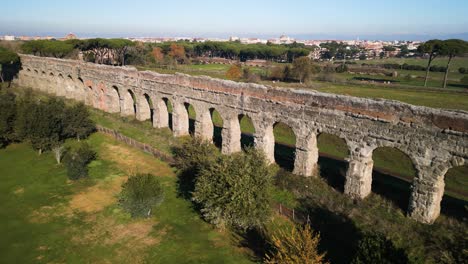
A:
362,57,468,72
0,134,255,263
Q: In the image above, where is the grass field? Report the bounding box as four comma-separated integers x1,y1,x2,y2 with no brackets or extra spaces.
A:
0,134,255,263
362,57,468,72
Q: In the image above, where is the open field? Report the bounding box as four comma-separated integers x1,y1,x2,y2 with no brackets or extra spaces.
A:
0,133,255,263
362,57,468,72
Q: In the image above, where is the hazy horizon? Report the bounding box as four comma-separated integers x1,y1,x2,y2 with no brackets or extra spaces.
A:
1,0,468,41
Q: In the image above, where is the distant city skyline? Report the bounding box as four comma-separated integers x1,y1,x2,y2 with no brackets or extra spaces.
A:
1,0,467,41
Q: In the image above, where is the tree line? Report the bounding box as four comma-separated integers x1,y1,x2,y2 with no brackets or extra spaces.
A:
21,38,135,66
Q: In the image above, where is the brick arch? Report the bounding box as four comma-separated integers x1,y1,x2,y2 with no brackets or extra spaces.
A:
122,89,137,117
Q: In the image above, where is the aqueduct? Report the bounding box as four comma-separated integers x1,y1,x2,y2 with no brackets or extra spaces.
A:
16,54,468,224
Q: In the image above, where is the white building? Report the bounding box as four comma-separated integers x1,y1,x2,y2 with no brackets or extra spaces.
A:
3,35,15,41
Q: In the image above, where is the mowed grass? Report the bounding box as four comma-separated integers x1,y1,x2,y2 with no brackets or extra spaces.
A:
0,133,255,263
363,57,468,72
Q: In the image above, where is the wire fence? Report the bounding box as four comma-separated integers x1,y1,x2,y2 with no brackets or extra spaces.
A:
95,125,175,164
96,125,307,225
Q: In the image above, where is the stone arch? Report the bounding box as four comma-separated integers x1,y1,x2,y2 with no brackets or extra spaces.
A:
65,75,75,99
185,102,196,135
153,97,171,129
99,88,106,110
210,108,223,148
238,114,256,150
137,93,153,122
86,85,96,107
122,89,137,117
106,85,121,114
273,121,297,171
439,160,468,221
371,146,417,211
317,132,350,191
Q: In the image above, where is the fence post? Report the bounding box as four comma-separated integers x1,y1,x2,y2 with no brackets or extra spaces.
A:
279,204,282,214
292,209,295,221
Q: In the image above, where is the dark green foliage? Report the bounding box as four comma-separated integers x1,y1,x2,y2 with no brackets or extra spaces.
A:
459,67,467,74
351,232,410,264
119,173,165,218
192,148,273,230
63,142,96,180
0,47,21,83
63,102,95,140
335,63,348,73
13,94,94,153
173,137,220,198
21,40,74,58
0,92,17,147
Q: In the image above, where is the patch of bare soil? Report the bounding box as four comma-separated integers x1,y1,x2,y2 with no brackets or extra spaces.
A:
69,176,126,213
101,142,173,177
13,187,24,195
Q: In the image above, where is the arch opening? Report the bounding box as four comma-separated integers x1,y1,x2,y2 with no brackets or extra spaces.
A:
441,165,468,221
185,103,196,135
210,108,223,148
238,114,255,150
163,98,173,130
317,133,350,192
143,93,154,123
371,147,417,212
273,122,296,171
107,86,121,113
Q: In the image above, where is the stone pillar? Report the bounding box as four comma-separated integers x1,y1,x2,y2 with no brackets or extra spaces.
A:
153,99,169,128
254,122,275,164
172,101,189,137
407,164,446,224
136,96,151,121
195,109,213,141
121,91,135,117
221,113,241,154
344,148,373,199
293,133,319,177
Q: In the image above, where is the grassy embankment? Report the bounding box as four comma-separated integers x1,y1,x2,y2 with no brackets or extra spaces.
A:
0,133,256,263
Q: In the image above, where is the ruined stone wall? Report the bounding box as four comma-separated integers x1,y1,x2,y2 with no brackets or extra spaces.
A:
16,54,468,224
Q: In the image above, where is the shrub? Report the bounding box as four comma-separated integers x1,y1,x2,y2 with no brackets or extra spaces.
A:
459,67,467,74
226,64,242,80
335,64,348,73
265,224,328,264
173,137,220,198
63,142,96,180
119,173,164,218
461,76,468,85
351,232,410,264
192,148,273,230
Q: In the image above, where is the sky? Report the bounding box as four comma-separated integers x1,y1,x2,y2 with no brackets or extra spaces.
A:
1,0,467,40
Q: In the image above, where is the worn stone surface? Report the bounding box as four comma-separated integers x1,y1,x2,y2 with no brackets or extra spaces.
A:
16,55,468,224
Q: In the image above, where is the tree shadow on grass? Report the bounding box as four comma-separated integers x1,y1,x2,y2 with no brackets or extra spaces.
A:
441,195,468,222
237,227,272,262
300,202,361,264
318,156,347,193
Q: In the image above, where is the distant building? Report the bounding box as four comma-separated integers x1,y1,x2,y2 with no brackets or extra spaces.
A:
3,35,15,41
64,33,77,40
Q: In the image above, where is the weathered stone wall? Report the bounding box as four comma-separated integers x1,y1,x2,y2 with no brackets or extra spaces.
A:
16,54,468,224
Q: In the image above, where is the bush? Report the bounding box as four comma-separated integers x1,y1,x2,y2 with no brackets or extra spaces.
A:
265,224,328,264
192,148,273,230
63,142,96,180
173,137,220,198
335,64,348,73
351,232,410,264
459,67,467,74
461,76,468,85
226,64,242,80
119,173,164,218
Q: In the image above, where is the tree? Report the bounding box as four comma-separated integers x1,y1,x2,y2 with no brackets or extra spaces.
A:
226,64,242,80
63,142,96,180
29,98,66,154
151,47,164,64
292,56,319,83
192,148,273,230
63,102,95,140
0,47,20,85
265,224,328,264
418,39,443,87
168,43,187,64
0,92,16,147
439,39,468,88
351,232,410,264
119,173,165,218
22,40,74,58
